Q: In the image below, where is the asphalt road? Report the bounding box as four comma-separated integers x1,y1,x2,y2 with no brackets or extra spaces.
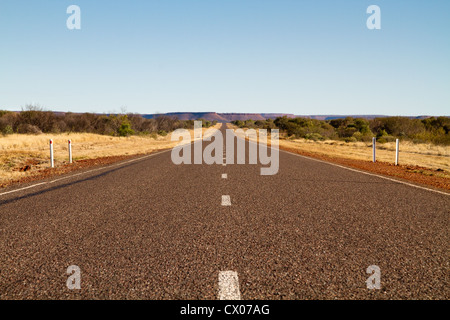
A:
0,124,448,299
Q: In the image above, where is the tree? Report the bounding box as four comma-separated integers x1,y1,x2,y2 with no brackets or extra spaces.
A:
117,116,134,137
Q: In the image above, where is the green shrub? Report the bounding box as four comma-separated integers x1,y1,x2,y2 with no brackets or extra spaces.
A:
117,121,134,137
352,131,363,141
377,135,396,143
305,133,324,141
2,125,13,135
377,129,388,138
344,137,357,143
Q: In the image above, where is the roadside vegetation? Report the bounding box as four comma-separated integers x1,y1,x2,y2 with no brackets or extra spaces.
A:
229,117,450,185
0,106,220,187
231,116,450,145
0,106,217,138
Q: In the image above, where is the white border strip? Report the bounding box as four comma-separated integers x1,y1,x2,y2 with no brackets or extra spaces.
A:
0,126,225,198
281,149,450,196
237,131,449,196
0,149,172,197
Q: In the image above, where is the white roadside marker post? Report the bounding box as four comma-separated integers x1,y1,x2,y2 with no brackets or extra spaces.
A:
372,137,376,163
395,139,399,166
68,140,72,164
50,139,54,168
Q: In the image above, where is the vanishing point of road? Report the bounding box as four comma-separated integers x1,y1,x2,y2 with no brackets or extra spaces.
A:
0,124,448,299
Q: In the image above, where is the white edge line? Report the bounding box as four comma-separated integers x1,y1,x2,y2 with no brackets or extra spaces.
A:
0,182,48,196
282,148,450,196
0,149,172,197
0,128,225,198
237,131,449,197
3,130,447,198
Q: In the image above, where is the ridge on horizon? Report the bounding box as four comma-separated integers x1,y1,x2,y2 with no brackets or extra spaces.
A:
2,109,436,122
139,112,432,122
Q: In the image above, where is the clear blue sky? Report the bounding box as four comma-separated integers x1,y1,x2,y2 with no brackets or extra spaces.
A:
0,0,449,116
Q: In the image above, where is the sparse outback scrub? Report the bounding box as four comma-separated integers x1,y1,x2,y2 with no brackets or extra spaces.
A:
0,124,221,187
228,123,450,190
229,116,450,176
232,116,450,145
279,138,449,174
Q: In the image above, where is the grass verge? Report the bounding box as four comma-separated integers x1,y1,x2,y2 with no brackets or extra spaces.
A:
228,124,450,191
0,124,220,188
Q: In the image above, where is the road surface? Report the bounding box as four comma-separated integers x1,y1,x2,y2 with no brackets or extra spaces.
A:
0,124,448,299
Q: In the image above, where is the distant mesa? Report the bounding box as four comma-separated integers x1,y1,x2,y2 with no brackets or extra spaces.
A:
141,112,429,122
143,112,297,122
6,110,433,122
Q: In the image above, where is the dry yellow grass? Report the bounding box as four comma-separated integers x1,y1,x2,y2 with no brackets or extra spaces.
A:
227,124,450,175
0,124,221,185
279,138,449,171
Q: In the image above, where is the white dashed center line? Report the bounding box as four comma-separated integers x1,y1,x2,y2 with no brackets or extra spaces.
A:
221,195,231,206
218,271,241,300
